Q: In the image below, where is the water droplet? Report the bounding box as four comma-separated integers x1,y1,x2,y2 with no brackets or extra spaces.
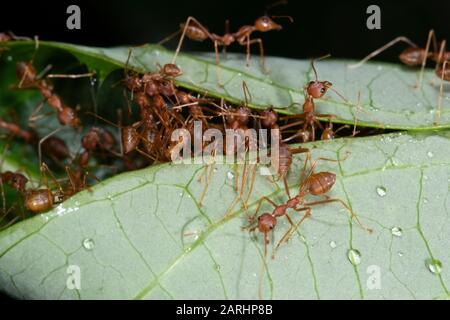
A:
82,238,95,250
226,171,234,180
391,226,403,237
423,197,429,204
398,251,404,257
426,259,442,275
427,151,434,158
214,264,221,271
376,186,387,197
377,65,383,71
329,241,337,249
347,249,362,265
6,55,12,62
416,102,423,108
90,77,97,86
213,167,218,173
184,247,192,253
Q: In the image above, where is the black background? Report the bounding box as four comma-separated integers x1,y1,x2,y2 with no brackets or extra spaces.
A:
0,0,449,301
0,0,449,62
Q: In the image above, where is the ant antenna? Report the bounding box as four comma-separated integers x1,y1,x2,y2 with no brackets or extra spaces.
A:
311,54,331,81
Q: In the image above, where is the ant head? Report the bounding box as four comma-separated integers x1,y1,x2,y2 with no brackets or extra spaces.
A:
237,106,251,125
258,213,277,233
124,74,142,92
162,63,182,77
321,125,334,140
254,16,283,32
10,172,28,192
82,127,101,151
261,107,278,128
306,80,333,99
158,80,176,96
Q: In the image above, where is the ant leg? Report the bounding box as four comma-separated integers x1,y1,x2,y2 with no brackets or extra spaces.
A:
303,198,373,233
41,162,63,195
172,16,213,64
273,208,311,258
213,40,223,86
279,119,305,131
348,36,419,69
38,127,63,167
46,72,96,79
135,147,157,162
242,38,267,73
243,163,258,209
263,231,270,258
198,162,215,207
244,196,278,224
157,29,182,46
435,60,448,125
416,29,435,89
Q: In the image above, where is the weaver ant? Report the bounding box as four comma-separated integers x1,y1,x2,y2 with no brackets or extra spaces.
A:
168,1,292,72
246,152,372,259
0,116,71,166
348,30,450,90
279,56,350,142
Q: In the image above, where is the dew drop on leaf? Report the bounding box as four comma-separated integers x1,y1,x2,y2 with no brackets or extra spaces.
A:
426,259,442,275
376,186,387,197
391,227,403,237
82,238,95,250
329,241,337,249
347,249,361,266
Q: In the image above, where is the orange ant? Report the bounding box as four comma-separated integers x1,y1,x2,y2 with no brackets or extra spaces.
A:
0,116,71,165
246,153,372,259
168,1,292,72
280,56,350,142
348,30,450,89
78,126,117,168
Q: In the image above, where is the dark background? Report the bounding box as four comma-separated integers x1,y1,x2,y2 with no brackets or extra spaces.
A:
1,0,449,62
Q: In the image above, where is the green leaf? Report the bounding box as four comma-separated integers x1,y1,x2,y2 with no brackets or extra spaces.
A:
1,132,449,299
2,41,449,130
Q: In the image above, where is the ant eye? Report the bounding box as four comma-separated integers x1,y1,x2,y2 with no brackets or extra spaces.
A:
320,88,326,93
